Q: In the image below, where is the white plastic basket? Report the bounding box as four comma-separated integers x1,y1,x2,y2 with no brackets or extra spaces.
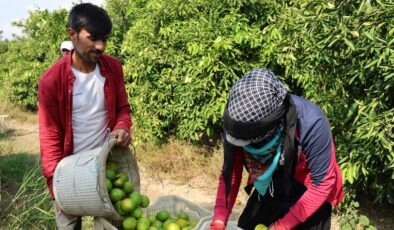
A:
53,137,140,221
144,195,213,229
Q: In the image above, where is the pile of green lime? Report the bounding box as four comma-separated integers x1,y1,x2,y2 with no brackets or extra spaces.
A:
106,161,199,230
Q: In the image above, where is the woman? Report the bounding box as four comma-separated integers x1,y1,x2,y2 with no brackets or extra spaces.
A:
210,69,344,230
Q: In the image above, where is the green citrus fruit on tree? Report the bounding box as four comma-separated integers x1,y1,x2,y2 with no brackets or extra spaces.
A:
132,207,143,219
166,223,181,230
110,188,125,202
176,212,189,221
130,192,142,207
120,198,136,212
156,210,170,222
106,169,116,180
106,178,112,191
123,216,137,230
254,224,268,230
106,161,118,171
140,195,150,208
123,181,134,194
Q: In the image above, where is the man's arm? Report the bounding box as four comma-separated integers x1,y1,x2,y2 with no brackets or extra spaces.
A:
38,77,64,199
111,60,132,146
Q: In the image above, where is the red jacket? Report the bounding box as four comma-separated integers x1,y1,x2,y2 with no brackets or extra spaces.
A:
38,53,132,199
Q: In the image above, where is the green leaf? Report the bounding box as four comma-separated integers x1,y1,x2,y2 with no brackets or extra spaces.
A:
343,38,355,50
359,215,369,226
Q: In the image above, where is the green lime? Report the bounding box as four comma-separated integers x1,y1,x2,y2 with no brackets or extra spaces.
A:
123,216,137,230
117,172,129,181
176,219,189,228
166,223,181,230
123,181,134,194
130,192,142,207
136,222,149,230
176,212,189,221
110,188,126,202
106,169,116,180
115,201,127,216
140,195,150,208
132,207,143,219
255,224,268,230
121,198,136,212
106,161,118,171
156,210,170,222
106,178,112,191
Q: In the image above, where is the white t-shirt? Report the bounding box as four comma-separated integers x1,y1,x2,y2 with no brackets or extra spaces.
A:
71,64,108,154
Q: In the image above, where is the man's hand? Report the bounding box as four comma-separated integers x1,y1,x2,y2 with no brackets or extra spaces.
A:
209,220,226,230
110,128,132,147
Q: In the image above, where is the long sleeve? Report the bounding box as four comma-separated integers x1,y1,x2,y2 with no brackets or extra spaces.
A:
281,115,339,229
113,60,132,131
38,77,64,199
213,148,244,224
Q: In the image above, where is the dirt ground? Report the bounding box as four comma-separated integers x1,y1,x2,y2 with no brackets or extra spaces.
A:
1,116,342,229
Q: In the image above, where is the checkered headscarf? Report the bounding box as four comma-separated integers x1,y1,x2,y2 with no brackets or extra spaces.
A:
224,69,288,145
228,69,287,122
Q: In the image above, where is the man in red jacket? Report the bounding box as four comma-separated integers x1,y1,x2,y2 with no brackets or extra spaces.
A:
38,3,132,229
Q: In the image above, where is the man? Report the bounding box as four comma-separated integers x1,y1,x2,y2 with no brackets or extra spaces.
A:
38,3,132,229
60,41,74,56
210,69,343,230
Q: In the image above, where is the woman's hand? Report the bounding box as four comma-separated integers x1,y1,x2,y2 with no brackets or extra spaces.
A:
209,220,226,230
269,220,287,230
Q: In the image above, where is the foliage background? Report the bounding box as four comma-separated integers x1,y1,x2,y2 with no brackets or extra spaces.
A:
0,0,393,224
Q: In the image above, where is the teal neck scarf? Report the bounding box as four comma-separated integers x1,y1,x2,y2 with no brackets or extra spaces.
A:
243,127,284,196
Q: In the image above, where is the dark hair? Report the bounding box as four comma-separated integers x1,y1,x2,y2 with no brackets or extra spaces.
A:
67,3,112,39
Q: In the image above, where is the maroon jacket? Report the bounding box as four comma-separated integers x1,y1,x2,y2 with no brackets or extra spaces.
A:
38,53,132,198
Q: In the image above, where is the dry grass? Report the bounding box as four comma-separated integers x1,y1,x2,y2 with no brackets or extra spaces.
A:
135,138,223,190
0,100,37,124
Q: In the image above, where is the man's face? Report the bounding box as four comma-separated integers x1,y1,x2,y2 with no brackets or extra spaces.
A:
69,28,108,64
